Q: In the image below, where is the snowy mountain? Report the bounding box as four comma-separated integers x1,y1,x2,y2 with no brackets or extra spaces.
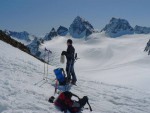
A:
44,28,57,41
134,25,150,34
4,30,36,45
57,26,68,36
27,37,41,57
101,17,134,37
43,17,94,39
69,16,94,38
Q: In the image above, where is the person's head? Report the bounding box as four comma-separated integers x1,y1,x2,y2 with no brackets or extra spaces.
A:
67,39,73,46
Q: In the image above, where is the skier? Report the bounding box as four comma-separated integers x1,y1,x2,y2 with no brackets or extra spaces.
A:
61,39,77,85
50,91,92,113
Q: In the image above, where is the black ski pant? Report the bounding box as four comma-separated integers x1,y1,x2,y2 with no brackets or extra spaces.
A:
66,61,77,82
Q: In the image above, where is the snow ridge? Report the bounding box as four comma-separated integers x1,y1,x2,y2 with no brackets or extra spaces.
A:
134,25,150,34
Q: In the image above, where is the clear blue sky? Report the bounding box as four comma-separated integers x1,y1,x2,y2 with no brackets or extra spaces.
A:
0,0,150,35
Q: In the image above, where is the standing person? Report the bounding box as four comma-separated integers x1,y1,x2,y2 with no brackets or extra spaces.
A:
61,39,77,85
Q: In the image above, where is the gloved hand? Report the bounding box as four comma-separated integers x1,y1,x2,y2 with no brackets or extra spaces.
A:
61,51,66,55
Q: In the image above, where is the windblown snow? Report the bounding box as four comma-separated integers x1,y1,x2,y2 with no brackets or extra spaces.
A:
0,33,150,113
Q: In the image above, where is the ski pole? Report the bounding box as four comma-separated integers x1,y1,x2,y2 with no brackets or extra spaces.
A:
44,48,46,80
54,80,58,96
46,52,49,81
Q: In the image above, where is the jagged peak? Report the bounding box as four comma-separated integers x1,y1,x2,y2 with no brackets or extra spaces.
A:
50,28,56,32
58,25,68,29
109,17,130,24
73,16,88,23
69,16,94,38
75,16,83,20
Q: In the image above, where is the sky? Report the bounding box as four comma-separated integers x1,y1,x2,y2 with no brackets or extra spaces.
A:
0,0,150,36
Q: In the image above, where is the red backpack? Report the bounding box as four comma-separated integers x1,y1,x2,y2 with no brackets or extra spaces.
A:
54,92,81,113
54,92,73,111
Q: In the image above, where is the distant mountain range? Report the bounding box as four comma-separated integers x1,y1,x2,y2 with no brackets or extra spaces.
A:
2,16,150,62
4,16,150,41
4,30,36,44
44,16,94,40
44,16,150,39
101,18,150,37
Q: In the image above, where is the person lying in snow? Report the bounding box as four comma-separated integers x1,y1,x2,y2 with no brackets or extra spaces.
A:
144,39,150,55
49,91,92,113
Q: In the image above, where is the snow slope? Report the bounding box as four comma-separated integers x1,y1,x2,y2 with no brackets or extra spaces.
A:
0,33,150,113
0,41,55,113
41,33,150,92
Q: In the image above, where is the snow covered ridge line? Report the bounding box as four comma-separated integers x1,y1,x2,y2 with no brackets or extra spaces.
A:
4,16,150,40
4,29,38,45
0,30,30,53
44,16,94,40
134,25,150,34
44,16,150,39
101,17,150,37
4,30,31,42
101,17,134,37
0,30,46,63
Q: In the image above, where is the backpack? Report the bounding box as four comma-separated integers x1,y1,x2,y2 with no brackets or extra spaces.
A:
53,92,92,113
54,92,74,112
54,68,66,85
